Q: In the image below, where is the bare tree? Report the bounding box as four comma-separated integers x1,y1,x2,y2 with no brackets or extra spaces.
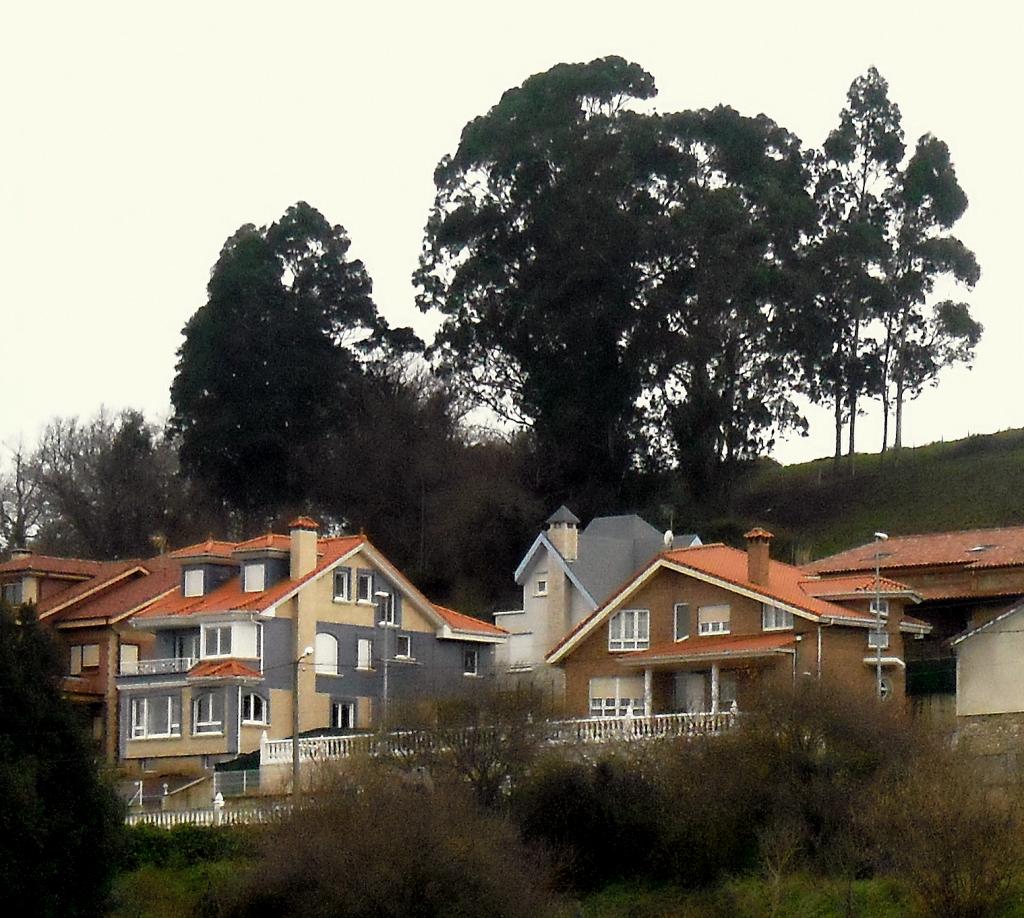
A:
0,442,43,552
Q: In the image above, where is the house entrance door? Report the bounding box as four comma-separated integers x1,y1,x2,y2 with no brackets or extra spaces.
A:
673,672,707,713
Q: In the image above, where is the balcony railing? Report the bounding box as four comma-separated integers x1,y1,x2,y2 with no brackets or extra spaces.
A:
120,657,197,676
260,711,739,767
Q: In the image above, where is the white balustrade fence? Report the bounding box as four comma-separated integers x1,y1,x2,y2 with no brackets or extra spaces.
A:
125,802,287,828
120,657,197,676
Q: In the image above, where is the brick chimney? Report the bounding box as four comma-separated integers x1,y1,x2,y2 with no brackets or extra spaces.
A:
10,547,31,561
744,528,774,586
546,506,580,562
288,517,319,579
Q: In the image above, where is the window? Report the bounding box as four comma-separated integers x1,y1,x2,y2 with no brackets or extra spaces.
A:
674,603,690,642
70,643,100,675
119,643,140,675
130,695,181,739
241,693,268,724
357,638,373,671
173,630,200,660
193,691,224,734
589,676,645,718
535,577,548,596
333,567,352,602
698,604,731,636
331,701,356,730
202,625,232,657
463,648,479,676
242,563,265,593
762,604,794,631
315,632,339,675
870,598,890,618
395,634,412,659
608,609,650,651
878,676,893,701
183,568,205,597
867,629,890,651
1,582,21,604
378,591,396,624
357,570,373,602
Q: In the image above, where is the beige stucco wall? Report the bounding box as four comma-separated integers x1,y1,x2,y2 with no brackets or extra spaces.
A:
957,610,1024,716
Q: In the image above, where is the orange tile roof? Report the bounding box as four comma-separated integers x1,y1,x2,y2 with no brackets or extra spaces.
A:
806,527,1024,574
189,659,262,679
620,631,798,664
547,542,932,662
138,536,364,619
0,554,104,578
57,564,182,623
432,603,508,636
35,561,141,616
233,534,291,553
799,574,917,599
169,539,237,559
288,516,320,530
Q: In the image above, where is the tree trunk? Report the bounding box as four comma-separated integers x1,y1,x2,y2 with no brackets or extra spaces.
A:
895,372,905,452
833,390,843,472
846,316,860,476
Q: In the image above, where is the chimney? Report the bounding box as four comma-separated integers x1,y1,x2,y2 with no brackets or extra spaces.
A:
288,517,320,579
744,528,774,586
10,547,31,561
546,505,580,562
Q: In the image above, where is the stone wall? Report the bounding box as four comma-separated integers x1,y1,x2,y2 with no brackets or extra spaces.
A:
956,713,1024,786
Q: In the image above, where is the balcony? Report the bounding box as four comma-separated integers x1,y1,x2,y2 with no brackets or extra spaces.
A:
120,657,197,676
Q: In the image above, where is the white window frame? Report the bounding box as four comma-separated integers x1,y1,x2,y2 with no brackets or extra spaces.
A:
870,598,890,619
331,701,356,730
357,570,374,603
241,692,268,725
192,691,223,735
589,676,646,718
333,567,352,602
357,638,373,671
315,632,339,675
242,562,265,593
762,604,794,631
130,695,181,739
673,603,690,642
463,647,480,676
867,629,890,651
608,609,650,651
183,568,205,597
395,634,412,659
379,592,397,625
535,577,548,596
174,630,201,661
698,604,731,636
201,624,232,658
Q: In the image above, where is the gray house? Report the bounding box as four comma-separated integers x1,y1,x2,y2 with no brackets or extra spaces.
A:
495,506,699,695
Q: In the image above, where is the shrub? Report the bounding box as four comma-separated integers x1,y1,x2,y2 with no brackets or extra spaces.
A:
212,762,565,918
120,824,251,870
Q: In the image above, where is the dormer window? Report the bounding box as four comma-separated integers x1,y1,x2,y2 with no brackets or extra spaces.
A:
243,562,265,593
183,569,205,598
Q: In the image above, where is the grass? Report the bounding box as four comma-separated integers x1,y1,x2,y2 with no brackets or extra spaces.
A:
725,427,1024,561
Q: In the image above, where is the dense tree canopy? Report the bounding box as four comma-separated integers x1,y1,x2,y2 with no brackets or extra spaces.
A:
170,202,417,523
0,600,122,916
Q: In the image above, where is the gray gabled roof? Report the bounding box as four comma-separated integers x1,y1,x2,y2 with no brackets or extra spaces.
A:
546,505,581,525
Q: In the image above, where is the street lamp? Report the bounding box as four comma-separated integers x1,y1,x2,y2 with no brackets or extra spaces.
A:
873,532,889,700
375,590,397,728
292,644,314,796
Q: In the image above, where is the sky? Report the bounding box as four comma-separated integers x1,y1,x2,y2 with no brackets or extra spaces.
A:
2,1,1021,466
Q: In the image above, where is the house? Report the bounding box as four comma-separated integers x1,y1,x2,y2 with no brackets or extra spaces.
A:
547,529,930,719
0,550,181,761
496,506,700,691
116,518,507,778
951,600,1024,718
806,527,1024,709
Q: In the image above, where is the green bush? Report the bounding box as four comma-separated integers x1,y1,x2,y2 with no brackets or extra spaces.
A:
120,824,251,871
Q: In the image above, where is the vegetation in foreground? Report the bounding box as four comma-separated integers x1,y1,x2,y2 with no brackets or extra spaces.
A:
107,683,1024,918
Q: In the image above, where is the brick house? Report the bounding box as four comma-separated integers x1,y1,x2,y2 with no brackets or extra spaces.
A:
547,529,929,718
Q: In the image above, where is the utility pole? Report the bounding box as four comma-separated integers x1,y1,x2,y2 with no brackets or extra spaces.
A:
375,590,398,729
873,531,889,699
291,644,313,796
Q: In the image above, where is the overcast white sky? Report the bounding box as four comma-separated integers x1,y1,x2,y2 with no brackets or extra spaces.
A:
2,1,1020,466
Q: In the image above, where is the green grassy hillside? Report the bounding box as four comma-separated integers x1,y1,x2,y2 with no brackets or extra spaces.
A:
724,428,1024,563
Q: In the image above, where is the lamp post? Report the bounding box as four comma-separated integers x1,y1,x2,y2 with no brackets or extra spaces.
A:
873,531,889,699
291,644,314,796
375,590,397,728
